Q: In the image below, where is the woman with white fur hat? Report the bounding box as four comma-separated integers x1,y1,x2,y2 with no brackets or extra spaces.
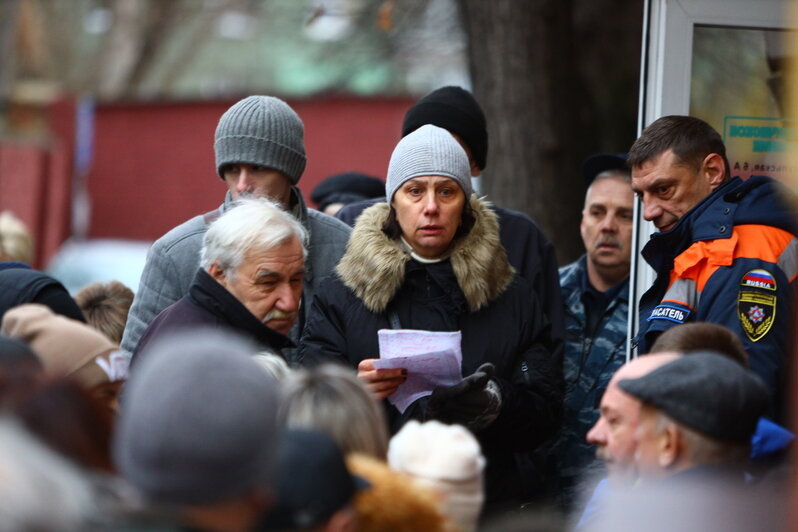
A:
300,124,562,512
389,420,485,532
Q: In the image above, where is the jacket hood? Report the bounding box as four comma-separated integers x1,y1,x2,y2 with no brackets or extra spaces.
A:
336,194,514,313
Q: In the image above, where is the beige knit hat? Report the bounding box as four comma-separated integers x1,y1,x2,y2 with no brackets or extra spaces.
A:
0,304,124,389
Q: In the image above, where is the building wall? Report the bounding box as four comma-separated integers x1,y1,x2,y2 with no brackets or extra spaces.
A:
86,96,411,240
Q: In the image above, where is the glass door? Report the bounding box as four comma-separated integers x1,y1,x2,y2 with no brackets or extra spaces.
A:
628,0,797,356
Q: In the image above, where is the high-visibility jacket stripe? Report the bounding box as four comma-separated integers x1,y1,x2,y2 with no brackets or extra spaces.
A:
670,225,795,292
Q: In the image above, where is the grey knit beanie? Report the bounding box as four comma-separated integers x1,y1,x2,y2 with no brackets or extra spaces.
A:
214,95,307,184
385,124,472,201
113,329,280,505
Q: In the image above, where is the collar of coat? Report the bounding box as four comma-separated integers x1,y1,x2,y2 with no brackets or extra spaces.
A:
190,268,295,351
336,194,515,313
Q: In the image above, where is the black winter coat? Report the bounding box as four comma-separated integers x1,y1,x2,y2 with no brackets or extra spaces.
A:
300,198,563,507
131,268,293,366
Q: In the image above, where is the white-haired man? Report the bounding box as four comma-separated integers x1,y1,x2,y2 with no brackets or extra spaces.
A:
131,198,306,365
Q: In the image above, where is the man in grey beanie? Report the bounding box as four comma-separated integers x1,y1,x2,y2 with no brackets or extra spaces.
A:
121,96,351,359
114,329,280,531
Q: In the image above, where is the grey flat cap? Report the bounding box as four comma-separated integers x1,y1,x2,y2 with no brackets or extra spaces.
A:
618,351,769,442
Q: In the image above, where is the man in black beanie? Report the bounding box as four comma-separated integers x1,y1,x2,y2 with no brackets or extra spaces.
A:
337,86,564,356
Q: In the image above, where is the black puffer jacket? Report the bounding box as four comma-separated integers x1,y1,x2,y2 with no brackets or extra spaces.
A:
300,196,563,506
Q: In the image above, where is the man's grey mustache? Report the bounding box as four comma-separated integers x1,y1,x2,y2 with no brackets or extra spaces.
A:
596,237,621,248
264,309,295,322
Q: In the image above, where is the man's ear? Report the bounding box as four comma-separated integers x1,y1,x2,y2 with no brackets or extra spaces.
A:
658,422,681,469
702,153,726,189
208,262,226,283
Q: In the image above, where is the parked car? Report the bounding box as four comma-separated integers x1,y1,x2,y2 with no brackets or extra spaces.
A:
46,238,152,295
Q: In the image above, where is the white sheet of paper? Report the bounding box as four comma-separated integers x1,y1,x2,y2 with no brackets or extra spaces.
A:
375,329,463,413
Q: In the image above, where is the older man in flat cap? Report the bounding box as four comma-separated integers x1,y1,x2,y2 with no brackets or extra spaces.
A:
617,351,769,483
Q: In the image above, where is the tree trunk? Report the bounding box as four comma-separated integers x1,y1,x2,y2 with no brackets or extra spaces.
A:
457,0,642,265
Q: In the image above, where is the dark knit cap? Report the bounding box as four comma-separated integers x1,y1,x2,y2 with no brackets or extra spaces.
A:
310,172,385,212
618,351,769,442
581,153,629,188
259,429,369,531
214,96,307,184
402,86,488,170
0,268,85,323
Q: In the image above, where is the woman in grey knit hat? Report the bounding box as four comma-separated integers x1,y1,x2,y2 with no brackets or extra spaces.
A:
299,125,562,514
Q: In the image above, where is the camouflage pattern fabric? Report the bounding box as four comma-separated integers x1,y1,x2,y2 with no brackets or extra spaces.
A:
554,255,629,510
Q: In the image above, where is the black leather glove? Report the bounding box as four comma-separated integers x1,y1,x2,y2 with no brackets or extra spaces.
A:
427,363,501,429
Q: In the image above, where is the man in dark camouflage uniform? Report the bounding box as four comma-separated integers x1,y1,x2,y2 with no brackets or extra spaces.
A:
554,154,633,510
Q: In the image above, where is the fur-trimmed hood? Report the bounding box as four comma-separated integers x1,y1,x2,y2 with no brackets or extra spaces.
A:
336,195,515,313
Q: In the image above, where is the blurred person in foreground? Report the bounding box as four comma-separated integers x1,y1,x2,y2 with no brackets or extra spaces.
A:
554,153,633,509
582,353,780,532
300,124,562,511
580,322,789,528
577,352,683,529
650,322,794,478
1,303,127,416
584,354,680,489
122,95,350,357
279,363,390,459
619,352,769,484
0,336,43,400
131,198,306,366
346,453,451,532
257,429,367,532
114,329,281,532
75,280,135,345
0,418,96,531
12,377,115,474
630,115,798,419
389,420,485,532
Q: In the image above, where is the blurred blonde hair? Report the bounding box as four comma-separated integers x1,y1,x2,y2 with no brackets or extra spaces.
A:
0,211,34,264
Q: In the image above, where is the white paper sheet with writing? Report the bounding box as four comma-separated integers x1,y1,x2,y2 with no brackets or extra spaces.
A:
374,329,463,413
